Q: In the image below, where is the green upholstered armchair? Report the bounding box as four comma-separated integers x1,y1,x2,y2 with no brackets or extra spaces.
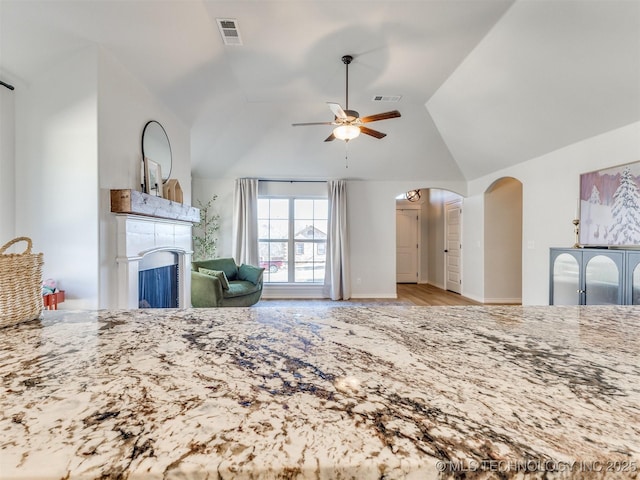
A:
191,258,264,307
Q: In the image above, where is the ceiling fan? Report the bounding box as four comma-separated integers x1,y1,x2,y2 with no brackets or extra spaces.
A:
292,55,401,142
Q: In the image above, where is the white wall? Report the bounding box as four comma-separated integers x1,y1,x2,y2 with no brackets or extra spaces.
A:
195,122,640,306
15,47,99,309
0,79,16,244
97,49,191,308
9,47,191,309
192,177,467,298
461,194,485,302
97,49,191,198
346,181,467,298
191,177,235,259
419,199,429,282
466,121,640,305
421,189,465,290
484,178,522,303
426,190,447,289
345,181,396,297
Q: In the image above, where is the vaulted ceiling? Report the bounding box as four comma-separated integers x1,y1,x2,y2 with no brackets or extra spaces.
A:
2,0,639,182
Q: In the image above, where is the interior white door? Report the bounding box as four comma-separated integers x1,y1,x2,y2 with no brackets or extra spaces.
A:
396,209,419,283
445,200,462,293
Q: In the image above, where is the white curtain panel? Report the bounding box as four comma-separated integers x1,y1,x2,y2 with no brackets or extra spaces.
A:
232,178,259,266
324,180,351,300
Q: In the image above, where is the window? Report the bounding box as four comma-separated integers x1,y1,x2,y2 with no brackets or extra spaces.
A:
258,197,328,283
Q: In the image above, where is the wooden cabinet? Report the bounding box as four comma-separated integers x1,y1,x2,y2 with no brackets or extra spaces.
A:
549,248,629,305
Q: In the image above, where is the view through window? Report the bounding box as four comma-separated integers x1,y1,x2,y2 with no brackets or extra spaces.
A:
258,197,328,283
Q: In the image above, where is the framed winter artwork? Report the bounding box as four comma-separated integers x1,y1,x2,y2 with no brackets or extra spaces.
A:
579,160,640,247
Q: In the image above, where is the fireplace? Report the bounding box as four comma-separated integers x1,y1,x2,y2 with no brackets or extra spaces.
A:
138,251,179,308
114,214,193,308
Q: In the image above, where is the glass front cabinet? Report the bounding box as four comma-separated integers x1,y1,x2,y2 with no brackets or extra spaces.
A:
626,252,640,305
549,248,632,305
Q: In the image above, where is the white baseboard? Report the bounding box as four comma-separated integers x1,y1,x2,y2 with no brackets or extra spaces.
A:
427,281,446,290
461,292,485,303
62,299,98,310
262,284,325,299
351,293,397,299
262,285,399,300
484,298,522,304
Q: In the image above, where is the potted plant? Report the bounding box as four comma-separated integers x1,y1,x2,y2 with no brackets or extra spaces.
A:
193,195,220,260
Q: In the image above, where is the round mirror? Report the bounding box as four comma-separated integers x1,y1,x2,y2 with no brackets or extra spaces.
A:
142,120,172,182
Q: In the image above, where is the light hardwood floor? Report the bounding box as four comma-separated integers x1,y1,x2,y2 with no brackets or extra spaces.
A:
258,284,479,307
396,283,480,306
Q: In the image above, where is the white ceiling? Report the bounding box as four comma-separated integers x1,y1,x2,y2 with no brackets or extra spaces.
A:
2,0,639,182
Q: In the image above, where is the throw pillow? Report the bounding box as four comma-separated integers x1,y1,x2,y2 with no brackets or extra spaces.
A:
199,268,230,290
238,264,265,285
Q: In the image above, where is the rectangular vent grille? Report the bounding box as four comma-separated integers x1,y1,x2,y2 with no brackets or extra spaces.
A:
372,95,402,102
216,18,243,46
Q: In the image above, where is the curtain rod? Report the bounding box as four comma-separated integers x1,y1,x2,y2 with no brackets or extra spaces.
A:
0,80,15,91
259,179,327,183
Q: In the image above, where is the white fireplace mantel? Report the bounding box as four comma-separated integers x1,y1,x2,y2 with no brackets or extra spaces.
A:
115,214,193,308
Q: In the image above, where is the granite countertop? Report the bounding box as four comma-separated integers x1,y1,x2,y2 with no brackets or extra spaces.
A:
1,305,639,479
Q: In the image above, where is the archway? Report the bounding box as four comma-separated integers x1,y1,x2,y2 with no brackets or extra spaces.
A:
484,177,523,304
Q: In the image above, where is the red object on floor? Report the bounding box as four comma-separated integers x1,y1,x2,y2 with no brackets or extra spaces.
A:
43,291,65,310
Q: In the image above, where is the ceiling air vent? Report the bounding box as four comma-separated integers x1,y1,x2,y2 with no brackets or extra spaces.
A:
372,95,402,103
216,18,243,46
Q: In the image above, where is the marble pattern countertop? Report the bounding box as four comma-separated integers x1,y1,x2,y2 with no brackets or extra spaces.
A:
1,305,639,479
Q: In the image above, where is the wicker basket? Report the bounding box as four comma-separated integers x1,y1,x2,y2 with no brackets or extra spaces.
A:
0,237,44,327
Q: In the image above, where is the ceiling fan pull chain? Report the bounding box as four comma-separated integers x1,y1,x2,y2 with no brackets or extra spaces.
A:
345,142,349,169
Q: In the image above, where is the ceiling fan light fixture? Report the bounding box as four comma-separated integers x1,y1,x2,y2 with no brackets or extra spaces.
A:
333,124,360,141
406,189,421,202
292,55,400,142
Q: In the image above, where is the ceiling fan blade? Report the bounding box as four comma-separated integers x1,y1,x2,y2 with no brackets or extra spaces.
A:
324,133,336,142
359,126,387,139
360,110,401,123
292,121,334,127
327,102,347,120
